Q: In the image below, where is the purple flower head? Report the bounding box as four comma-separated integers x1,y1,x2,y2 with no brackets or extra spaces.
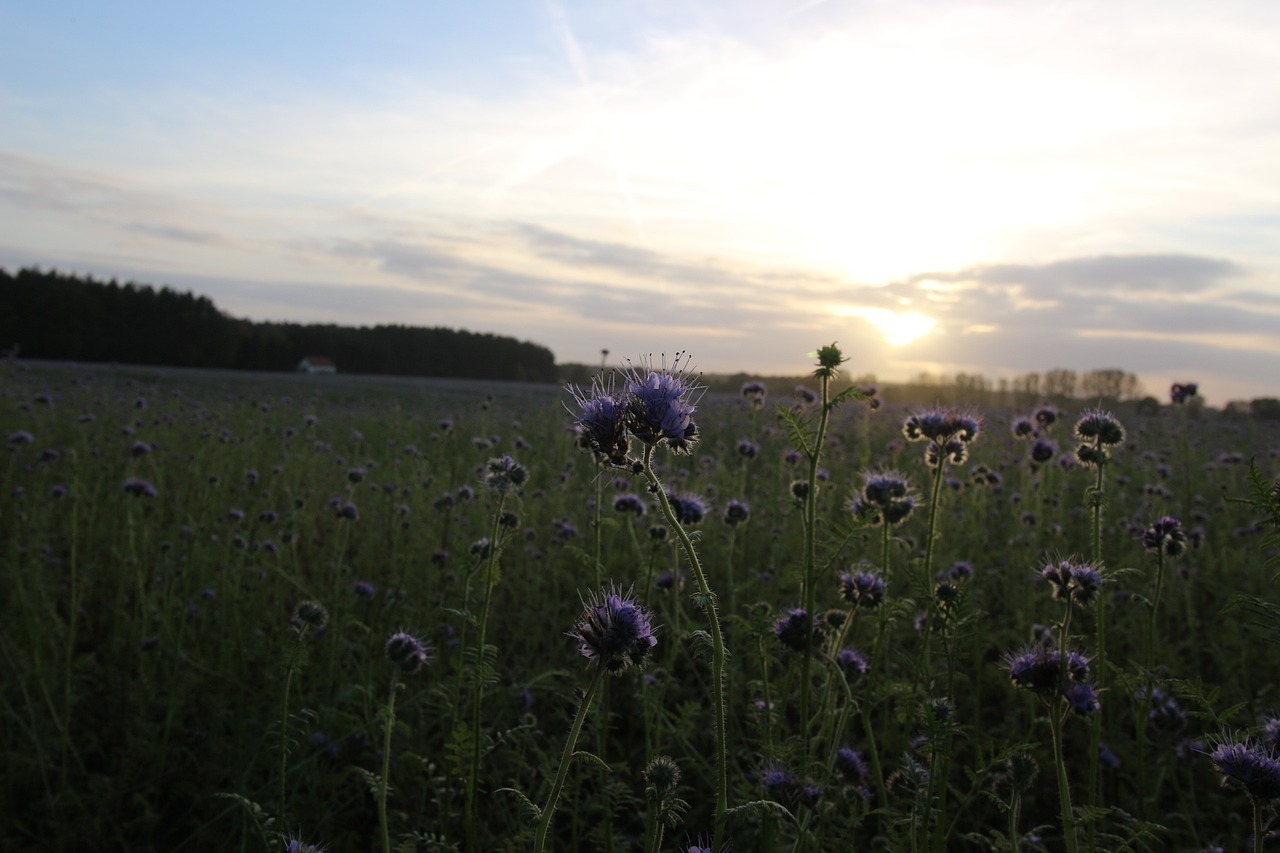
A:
484,453,528,493
568,375,631,465
1006,645,1090,693
902,407,982,446
1065,682,1101,716
1029,437,1058,466
1041,559,1104,607
839,567,886,610
569,584,658,675
1209,737,1280,800
123,478,157,498
8,430,35,446
760,762,795,792
836,746,869,782
741,380,768,408
622,353,703,453
947,561,974,582
284,834,328,853
292,600,329,632
613,493,648,516
722,498,750,526
386,630,431,675
1010,417,1036,440
1074,408,1126,447
837,647,869,681
850,469,918,527
353,580,376,599
1142,516,1189,558
774,608,823,654
1035,405,1061,429
667,491,707,525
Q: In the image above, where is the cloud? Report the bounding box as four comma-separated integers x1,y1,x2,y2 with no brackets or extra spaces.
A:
914,254,1244,295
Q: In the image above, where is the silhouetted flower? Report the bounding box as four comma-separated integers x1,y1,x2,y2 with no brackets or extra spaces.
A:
293,600,329,632
849,469,918,527
736,437,760,460
741,380,768,409
1170,383,1198,404
1011,417,1036,440
569,584,658,674
723,498,750,526
1074,409,1126,446
1142,516,1189,558
774,608,822,653
1041,559,1104,607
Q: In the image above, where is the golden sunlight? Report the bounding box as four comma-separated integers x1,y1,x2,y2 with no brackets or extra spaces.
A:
833,305,938,346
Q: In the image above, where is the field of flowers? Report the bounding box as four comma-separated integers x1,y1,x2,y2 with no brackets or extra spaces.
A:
2,349,1278,853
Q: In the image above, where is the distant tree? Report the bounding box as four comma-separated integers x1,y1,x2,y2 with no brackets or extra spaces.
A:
1043,368,1078,399
1080,368,1141,402
1251,398,1280,421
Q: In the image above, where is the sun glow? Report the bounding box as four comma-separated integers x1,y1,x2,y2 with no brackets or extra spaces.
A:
833,305,938,346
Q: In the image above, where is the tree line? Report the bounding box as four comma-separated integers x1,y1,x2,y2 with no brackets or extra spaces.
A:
0,267,558,382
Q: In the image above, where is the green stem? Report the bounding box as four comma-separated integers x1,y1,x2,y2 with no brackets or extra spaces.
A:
1049,702,1079,853
800,371,833,729
1086,450,1106,853
534,667,606,853
379,671,400,853
643,445,729,848
465,494,508,851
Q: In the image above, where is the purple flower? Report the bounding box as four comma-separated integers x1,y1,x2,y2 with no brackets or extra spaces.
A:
902,407,982,445
1074,409,1126,446
736,438,760,460
1142,516,1189,558
569,584,658,674
722,498,750,526
850,469,919,527
1065,682,1101,716
836,647,869,681
386,631,431,675
1209,737,1280,800
667,491,707,525
1040,559,1104,607
484,454,528,493
839,568,886,610
613,493,648,516
622,353,703,453
774,608,822,654
568,376,631,464
1006,645,1090,693
354,580,376,599
123,478,157,498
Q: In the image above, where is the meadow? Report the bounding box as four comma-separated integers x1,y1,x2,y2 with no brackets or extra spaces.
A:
2,351,1278,853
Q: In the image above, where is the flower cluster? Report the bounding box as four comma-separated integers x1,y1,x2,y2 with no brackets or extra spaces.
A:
568,354,704,464
774,608,824,654
848,469,919,527
1073,408,1126,467
1142,515,1189,558
1040,559,1104,607
839,567,887,610
484,454,528,493
569,584,658,675
901,407,981,467
1005,645,1098,714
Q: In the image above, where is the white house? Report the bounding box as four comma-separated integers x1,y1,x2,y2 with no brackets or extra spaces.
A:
297,356,337,374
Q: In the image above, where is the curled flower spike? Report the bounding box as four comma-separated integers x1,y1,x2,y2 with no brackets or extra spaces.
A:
569,584,658,675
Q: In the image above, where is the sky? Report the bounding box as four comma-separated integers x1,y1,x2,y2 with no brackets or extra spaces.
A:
2,0,1278,406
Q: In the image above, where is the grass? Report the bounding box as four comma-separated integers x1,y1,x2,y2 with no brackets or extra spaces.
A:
2,357,1279,852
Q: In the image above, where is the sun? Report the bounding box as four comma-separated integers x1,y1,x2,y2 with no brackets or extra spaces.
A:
832,305,938,347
